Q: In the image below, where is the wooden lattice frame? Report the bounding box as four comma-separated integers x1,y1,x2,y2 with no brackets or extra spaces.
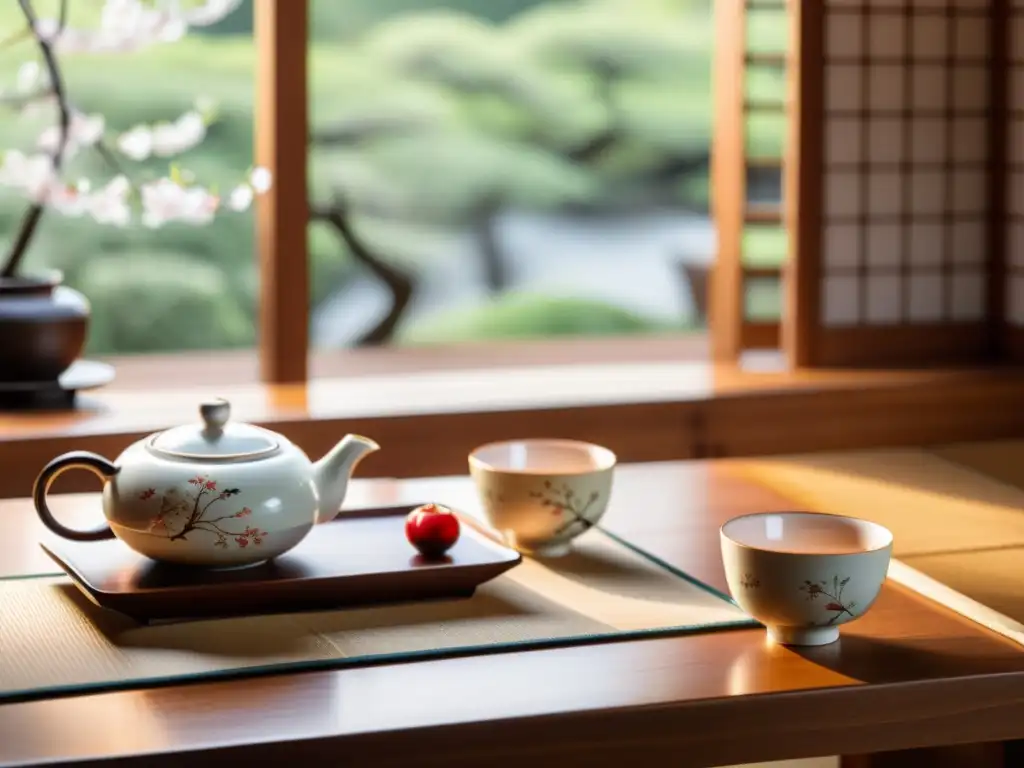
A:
711,0,789,361
783,0,1008,368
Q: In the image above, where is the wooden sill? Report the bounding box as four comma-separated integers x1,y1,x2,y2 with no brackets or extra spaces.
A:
2,336,1024,499
99,335,712,390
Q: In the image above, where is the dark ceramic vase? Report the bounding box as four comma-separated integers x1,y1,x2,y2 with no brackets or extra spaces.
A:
0,271,89,383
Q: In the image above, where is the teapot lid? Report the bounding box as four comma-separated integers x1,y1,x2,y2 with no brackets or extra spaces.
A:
148,398,280,461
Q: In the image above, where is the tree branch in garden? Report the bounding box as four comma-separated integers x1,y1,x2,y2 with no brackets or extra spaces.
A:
309,203,415,345
2,0,71,279
310,116,424,147
471,193,506,293
557,64,718,210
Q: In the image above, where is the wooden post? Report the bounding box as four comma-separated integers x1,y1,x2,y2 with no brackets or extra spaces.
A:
710,0,747,361
254,0,309,384
783,0,824,368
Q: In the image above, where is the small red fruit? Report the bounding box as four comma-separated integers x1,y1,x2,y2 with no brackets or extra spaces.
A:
405,503,461,558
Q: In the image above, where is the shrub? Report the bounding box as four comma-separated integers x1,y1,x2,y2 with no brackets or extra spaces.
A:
75,253,253,355
398,291,684,344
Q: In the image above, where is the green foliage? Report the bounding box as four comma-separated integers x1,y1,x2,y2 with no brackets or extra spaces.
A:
509,1,697,76
332,132,598,220
745,5,788,54
398,292,683,344
745,278,782,323
743,226,788,268
76,252,253,354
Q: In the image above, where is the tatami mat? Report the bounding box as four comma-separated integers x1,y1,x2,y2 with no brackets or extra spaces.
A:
929,440,1024,494
735,449,1024,557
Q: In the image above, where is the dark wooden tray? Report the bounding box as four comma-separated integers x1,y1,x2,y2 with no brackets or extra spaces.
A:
41,504,522,623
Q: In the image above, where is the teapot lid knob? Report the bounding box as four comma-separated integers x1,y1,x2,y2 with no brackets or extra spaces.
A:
200,398,231,436
149,397,278,460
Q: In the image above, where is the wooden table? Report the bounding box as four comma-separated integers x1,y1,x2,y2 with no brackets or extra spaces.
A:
3,458,1024,768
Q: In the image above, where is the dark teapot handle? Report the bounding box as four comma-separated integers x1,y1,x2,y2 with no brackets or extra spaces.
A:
32,451,119,542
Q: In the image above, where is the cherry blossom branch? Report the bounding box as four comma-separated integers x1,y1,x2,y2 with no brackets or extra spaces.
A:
94,137,128,176
204,513,242,524
2,0,70,279
0,0,270,272
192,520,238,537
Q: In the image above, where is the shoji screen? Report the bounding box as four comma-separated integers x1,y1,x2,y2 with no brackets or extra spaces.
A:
1009,0,1024,359
790,0,996,367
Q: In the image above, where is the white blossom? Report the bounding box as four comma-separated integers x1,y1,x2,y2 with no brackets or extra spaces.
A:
249,166,272,193
0,150,57,202
86,175,132,227
37,112,105,155
47,177,131,225
151,111,205,156
0,151,89,217
227,184,253,211
47,184,87,217
141,178,219,228
116,126,153,161
16,61,42,93
116,109,206,160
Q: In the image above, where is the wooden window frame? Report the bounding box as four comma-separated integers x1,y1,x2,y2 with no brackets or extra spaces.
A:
251,0,717,381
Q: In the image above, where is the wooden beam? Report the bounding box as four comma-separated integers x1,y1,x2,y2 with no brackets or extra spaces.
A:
254,0,309,384
745,52,787,70
740,321,780,350
4,366,1024,498
745,204,784,225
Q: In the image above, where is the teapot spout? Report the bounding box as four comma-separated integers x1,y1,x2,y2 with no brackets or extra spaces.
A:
313,434,380,524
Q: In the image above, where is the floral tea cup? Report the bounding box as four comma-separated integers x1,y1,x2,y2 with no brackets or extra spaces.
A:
720,511,893,646
469,439,615,557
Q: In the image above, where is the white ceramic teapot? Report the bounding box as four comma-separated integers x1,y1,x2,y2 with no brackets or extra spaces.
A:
32,398,380,568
